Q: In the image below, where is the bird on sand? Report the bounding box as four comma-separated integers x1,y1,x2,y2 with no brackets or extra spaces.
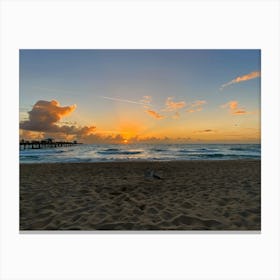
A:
144,169,162,180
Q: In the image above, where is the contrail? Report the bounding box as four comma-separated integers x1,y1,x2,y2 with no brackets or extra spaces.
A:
220,70,261,91
101,96,146,105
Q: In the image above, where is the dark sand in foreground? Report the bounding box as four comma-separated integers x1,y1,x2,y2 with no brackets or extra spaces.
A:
20,160,261,230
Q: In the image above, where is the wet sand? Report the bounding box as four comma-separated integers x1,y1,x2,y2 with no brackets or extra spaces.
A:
20,160,261,230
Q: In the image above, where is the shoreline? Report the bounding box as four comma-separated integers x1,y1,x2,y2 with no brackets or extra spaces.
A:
20,160,261,230
20,158,261,164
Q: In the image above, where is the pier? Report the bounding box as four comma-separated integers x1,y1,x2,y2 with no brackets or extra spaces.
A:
20,138,81,150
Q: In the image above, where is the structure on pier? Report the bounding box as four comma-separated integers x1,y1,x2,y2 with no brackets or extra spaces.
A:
19,138,81,150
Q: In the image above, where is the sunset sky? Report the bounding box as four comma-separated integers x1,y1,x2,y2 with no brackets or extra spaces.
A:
19,50,260,144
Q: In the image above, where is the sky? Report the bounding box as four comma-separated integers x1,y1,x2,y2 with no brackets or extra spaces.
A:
19,50,261,144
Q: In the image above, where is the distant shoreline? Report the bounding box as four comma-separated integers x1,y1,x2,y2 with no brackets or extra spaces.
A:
20,158,261,164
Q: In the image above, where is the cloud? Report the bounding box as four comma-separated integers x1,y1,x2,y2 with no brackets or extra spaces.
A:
186,109,195,113
221,100,238,110
221,100,249,115
190,100,206,107
194,129,216,133
145,109,165,119
19,130,45,141
20,100,76,132
233,110,247,115
140,95,153,109
220,70,261,90
80,133,126,144
165,97,186,111
20,100,96,137
102,95,187,120
186,100,206,113
141,95,152,104
79,134,194,144
161,97,187,119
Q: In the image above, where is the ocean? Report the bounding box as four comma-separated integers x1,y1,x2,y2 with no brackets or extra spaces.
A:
20,143,261,163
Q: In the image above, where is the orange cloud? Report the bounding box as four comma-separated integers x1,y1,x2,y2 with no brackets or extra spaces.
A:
222,100,238,110
80,133,126,144
165,97,186,111
191,100,206,107
221,100,249,115
220,70,261,90
20,99,96,137
233,110,247,115
194,129,216,133
19,130,45,140
186,109,195,113
145,109,165,119
79,134,193,144
186,100,206,113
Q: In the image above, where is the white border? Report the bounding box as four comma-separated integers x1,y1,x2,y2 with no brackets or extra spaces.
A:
1,1,279,280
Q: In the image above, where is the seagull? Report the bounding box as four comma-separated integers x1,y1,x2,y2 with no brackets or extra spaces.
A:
144,169,162,180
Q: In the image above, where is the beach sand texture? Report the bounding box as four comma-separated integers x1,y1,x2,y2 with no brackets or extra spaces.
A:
20,160,261,230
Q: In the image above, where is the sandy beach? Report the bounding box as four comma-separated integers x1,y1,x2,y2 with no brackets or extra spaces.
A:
20,160,261,230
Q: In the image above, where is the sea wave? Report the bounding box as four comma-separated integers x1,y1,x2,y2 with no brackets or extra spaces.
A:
178,148,216,153
150,148,167,152
229,147,260,152
98,149,143,155
20,143,261,163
